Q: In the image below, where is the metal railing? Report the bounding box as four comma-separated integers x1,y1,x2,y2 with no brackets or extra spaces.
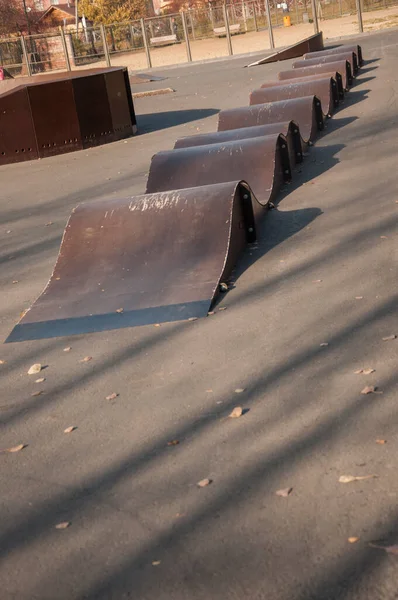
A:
0,0,396,76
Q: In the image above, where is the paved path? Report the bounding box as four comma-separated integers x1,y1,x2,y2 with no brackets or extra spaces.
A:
0,29,397,600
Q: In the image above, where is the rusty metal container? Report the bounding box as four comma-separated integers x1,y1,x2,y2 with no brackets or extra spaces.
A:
218,96,323,144
303,44,363,66
174,121,303,165
146,135,291,208
251,78,338,116
6,182,263,341
278,60,352,90
247,32,324,67
294,51,358,75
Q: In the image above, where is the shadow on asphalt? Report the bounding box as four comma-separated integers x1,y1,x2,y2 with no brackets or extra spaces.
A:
136,109,220,133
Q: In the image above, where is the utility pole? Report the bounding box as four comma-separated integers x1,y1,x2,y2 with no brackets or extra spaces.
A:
22,0,31,35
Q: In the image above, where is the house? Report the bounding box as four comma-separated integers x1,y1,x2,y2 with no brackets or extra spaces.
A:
37,3,79,27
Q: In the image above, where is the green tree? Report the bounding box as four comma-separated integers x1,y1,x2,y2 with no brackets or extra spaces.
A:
79,0,151,24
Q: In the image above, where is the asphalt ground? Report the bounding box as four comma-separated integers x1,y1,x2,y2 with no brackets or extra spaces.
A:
0,28,397,600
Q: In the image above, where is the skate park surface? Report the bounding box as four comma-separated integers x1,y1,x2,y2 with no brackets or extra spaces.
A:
0,28,397,600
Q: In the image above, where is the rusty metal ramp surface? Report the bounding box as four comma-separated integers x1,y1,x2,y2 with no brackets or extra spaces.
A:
279,60,352,90
174,121,303,165
303,44,363,66
6,182,262,342
294,51,358,75
266,71,344,99
247,32,324,67
218,96,323,144
146,135,291,208
250,78,338,117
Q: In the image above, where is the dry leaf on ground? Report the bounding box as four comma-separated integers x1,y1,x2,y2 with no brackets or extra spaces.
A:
64,426,77,434
219,283,228,292
312,279,323,283
382,335,396,341
339,475,377,483
80,356,92,363
0,360,5,364
197,478,212,488
55,522,70,529
369,542,398,555
361,385,378,395
376,439,387,445
1,444,26,453
229,406,243,418
207,311,215,316
63,347,71,352
218,307,227,311
152,561,161,566
234,388,245,394
116,308,124,313
35,378,45,383
28,363,42,375
355,368,375,375
31,390,44,397
276,487,293,497
348,537,359,543
106,393,118,401
167,440,179,446
188,317,198,321
355,296,363,300
320,342,329,347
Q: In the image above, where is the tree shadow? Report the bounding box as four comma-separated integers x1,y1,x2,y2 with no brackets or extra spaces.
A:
136,109,220,133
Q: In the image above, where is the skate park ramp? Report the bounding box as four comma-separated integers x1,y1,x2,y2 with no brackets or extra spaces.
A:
279,60,353,90
247,31,324,67
6,182,262,342
303,44,363,66
218,96,324,143
146,135,291,207
293,51,358,75
250,78,338,117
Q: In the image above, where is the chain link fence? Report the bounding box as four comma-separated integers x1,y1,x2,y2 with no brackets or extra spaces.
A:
1,0,397,76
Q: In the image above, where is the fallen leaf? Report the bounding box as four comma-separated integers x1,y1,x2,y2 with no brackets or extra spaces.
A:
380,236,388,239
152,561,161,566
0,360,6,364
382,335,396,341
355,368,375,375
55,522,70,529
320,342,329,347
312,279,322,283
206,389,213,393
197,478,212,487
105,393,118,400
229,406,243,418
154,324,161,327
1,444,26,453
348,537,359,543
234,388,245,394
35,377,45,383
219,283,228,292
28,363,42,375
376,439,387,444
339,474,377,483
355,296,363,300
64,426,77,434
208,311,215,316
218,307,227,311
12,280,18,284
31,390,44,397
45,222,53,226
369,542,398,555
361,385,377,394
276,487,293,497
63,347,71,352
167,440,179,446
188,317,198,321
80,356,92,363
116,308,124,313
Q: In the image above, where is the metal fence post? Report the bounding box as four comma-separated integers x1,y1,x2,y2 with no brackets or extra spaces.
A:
356,0,363,32
253,2,259,31
181,12,192,62
310,0,319,32
264,0,275,49
338,0,343,16
100,24,111,67
223,4,233,56
295,0,299,23
59,26,71,71
20,35,32,76
140,18,152,69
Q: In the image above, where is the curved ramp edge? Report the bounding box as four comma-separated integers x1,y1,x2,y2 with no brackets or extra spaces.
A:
247,32,324,67
303,45,363,66
279,60,352,90
6,182,262,342
218,96,323,144
250,78,337,117
174,121,303,165
295,51,358,76
146,136,291,207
